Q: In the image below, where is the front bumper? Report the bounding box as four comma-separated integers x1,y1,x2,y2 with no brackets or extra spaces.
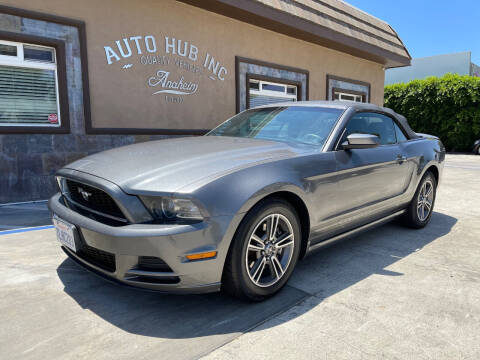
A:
49,193,236,294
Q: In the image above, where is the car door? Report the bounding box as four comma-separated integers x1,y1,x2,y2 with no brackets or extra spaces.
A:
331,111,412,230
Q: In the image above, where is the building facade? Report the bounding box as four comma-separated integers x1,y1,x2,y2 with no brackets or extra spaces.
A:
385,51,479,85
0,0,410,203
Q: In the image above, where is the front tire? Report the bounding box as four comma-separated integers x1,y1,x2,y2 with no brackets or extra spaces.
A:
222,198,301,301
404,171,437,228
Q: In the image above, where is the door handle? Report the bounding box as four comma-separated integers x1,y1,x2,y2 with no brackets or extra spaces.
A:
396,155,407,164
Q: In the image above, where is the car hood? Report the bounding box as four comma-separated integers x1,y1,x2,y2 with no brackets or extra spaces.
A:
65,136,305,194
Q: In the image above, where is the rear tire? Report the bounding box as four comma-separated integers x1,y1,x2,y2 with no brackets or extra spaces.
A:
222,198,301,301
404,171,437,228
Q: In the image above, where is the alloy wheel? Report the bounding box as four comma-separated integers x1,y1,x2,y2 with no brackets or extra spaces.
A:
417,179,434,221
245,213,295,287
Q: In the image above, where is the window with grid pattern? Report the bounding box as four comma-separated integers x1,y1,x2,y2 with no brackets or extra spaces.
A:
249,79,298,108
0,40,60,127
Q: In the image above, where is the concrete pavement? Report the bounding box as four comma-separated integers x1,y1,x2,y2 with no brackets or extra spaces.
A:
1,154,479,359
205,154,480,360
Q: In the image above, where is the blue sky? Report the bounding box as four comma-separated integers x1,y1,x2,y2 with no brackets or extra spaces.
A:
345,0,480,64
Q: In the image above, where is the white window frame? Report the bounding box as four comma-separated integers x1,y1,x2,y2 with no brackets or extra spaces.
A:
249,79,298,101
334,91,364,103
0,39,61,127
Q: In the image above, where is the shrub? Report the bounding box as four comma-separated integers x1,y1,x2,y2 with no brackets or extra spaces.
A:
384,73,480,152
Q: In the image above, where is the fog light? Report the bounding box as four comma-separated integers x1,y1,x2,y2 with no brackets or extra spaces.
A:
185,251,217,261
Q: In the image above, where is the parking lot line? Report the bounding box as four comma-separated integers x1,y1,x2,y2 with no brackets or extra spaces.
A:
0,225,54,236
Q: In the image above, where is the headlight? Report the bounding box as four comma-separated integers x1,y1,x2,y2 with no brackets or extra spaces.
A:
140,196,203,222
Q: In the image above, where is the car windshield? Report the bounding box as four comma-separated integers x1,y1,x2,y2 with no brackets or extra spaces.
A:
207,106,344,146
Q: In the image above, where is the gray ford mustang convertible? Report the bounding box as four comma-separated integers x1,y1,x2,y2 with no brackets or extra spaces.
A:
49,101,445,300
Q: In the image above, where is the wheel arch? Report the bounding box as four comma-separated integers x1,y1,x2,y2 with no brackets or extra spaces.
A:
425,164,439,184
474,144,480,154
220,188,312,282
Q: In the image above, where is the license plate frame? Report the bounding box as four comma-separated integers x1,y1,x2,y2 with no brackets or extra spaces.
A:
53,216,78,252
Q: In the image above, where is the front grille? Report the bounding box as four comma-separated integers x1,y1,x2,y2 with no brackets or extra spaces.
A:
137,256,173,272
65,179,125,220
127,275,180,284
77,244,116,272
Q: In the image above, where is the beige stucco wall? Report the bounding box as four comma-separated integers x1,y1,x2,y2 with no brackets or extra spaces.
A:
2,0,385,130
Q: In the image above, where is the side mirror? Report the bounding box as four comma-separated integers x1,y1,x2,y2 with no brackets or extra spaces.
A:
342,133,380,150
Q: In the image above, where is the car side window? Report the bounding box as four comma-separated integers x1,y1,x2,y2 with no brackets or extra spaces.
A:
394,121,408,142
340,112,397,146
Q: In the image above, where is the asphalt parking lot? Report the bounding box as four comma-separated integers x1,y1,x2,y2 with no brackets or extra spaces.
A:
1,154,479,360
0,201,51,231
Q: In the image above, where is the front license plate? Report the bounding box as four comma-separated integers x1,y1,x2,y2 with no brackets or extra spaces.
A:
53,216,77,252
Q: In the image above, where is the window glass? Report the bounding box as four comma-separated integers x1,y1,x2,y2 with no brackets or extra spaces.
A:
286,86,296,95
23,45,55,63
248,79,298,108
249,94,296,107
334,90,364,103
262,83,285,92
0,44,17,57
249,81,259,90
0,66,58,124
208,106,343,146
394,122,408,142
0,40,59,127
341,112,396,146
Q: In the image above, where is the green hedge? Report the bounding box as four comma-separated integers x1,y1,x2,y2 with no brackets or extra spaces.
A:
384,73,480,152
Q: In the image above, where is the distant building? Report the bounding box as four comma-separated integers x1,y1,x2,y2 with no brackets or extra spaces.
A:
386,51,479,85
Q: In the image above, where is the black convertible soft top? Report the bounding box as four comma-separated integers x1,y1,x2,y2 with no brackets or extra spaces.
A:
328,102,419,140
351,103,419,140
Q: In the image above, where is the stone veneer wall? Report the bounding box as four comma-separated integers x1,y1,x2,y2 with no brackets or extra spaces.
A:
0,133,171,203
0,13,173,203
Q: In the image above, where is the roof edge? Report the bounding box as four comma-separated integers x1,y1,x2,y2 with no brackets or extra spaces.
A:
177,0,411,68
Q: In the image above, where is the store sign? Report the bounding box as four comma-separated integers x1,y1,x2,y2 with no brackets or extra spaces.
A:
102,35,228,103
148,70,198,95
